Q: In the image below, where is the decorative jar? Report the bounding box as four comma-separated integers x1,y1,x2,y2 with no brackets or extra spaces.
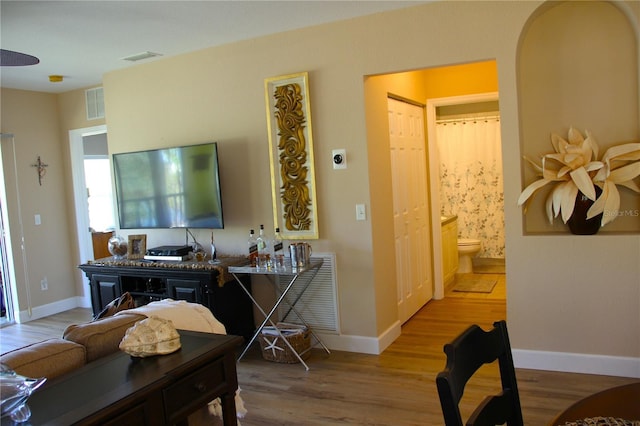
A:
108,235,128,259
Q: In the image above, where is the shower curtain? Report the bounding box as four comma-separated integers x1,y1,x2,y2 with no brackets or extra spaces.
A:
436,116,505,258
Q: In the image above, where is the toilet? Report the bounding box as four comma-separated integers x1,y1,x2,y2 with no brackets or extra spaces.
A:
457,238,482,274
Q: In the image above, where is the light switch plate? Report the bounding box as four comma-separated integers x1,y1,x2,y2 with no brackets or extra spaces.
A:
356,204,366,221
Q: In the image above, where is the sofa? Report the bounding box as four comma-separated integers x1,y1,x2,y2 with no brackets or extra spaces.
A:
0,299,246,424
0,312,145,380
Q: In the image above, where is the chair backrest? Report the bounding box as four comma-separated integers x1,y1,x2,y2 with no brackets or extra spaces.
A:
436,320,523,426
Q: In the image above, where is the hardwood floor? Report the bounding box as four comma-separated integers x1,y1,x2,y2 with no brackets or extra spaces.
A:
236,295,636,425
1,284,637,425
0,307,93,353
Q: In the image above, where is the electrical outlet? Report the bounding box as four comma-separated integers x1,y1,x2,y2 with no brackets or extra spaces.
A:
40,277,48,291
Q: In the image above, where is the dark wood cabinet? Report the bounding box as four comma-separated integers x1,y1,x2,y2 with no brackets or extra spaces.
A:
79,259,255,340
91,273,121,311
166,277,202,304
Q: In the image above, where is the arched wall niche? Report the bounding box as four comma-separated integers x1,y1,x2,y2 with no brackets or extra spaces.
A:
517,0,639,234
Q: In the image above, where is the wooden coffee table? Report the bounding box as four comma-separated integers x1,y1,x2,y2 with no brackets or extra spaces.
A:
25,330,243,425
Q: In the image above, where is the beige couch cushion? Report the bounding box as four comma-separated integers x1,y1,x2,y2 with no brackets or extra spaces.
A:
0,338,86,380
63,312,145,362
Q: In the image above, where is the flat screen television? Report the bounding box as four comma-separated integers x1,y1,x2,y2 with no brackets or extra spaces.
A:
113,142,224,229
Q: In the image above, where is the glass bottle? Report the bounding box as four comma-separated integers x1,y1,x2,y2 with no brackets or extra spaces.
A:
256,224,267,253
273,227,285,270
256,224,269,269
247,229,258,266
273,227,283,254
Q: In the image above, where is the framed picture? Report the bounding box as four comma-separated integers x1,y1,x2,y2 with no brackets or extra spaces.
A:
127,234,147,259
264,71,319,239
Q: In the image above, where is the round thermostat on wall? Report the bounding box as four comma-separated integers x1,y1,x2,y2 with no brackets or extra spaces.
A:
332,149,347,169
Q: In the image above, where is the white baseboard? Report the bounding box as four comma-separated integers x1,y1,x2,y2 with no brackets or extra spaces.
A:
76,295,92,309
513,349,640,378
316,320,402,355
16,297,88,323
316,333,640,378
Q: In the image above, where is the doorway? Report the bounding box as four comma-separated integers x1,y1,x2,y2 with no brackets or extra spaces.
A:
427,92,504,299
69,125,112,308
364,60,504,328
0,133,21,326
1,197,14,326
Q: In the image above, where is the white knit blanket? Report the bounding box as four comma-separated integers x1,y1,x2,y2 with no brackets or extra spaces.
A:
120,299,227,334
116,299,246,424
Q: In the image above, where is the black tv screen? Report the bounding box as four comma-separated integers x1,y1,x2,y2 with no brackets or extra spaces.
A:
113,142,224,229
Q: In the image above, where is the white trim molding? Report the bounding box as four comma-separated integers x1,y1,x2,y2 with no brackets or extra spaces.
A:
16,297,86,323
513,349,640,379
317,320,402,355
69,125,107,309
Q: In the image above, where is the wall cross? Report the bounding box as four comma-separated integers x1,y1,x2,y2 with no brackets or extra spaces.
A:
31,156,48,186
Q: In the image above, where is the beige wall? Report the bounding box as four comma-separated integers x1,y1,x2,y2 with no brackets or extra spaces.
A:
510,1,640,365
102,1,536,344
101,0,639,363
104,2,640,366
0,89,78,316
2,1,638,373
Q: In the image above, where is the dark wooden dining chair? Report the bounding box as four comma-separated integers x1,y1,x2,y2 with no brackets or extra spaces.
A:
436,320,523,426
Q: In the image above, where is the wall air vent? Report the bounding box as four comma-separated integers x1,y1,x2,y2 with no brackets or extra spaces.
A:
121,51,163,62
85,87,104,120
276,253,340,334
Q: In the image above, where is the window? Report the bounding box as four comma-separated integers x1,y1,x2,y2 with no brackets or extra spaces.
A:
84,157,115,231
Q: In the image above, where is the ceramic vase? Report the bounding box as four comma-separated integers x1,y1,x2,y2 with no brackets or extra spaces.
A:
567,187,603,235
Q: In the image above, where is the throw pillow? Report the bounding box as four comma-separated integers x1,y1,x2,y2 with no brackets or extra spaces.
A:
93,292,134,321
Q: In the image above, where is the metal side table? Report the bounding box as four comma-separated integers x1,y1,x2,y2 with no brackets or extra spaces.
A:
228,260,331,370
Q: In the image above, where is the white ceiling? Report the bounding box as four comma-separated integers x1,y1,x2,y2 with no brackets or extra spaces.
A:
1,0,425,94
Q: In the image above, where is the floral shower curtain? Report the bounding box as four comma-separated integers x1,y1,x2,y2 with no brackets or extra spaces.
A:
436,116,505,258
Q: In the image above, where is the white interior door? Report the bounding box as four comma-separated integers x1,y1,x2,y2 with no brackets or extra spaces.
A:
388,97,432,323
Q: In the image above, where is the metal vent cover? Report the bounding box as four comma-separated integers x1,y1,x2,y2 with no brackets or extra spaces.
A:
85,87,104,120
276,252,340,334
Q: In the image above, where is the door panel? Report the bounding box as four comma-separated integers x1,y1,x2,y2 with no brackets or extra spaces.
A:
166,278,202,304
388,98,432,323
91,274,121,314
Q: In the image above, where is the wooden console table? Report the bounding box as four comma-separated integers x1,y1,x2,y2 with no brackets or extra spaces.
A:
25,330,243,425
79,256,255,339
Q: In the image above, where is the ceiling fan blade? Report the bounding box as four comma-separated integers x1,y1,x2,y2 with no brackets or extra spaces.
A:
1,49,40,66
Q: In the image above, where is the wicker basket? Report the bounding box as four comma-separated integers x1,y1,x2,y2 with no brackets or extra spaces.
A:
259,324,311,364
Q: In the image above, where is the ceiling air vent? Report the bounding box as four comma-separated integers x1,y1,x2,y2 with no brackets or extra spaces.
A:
121,51,163,62
85,87,104,120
